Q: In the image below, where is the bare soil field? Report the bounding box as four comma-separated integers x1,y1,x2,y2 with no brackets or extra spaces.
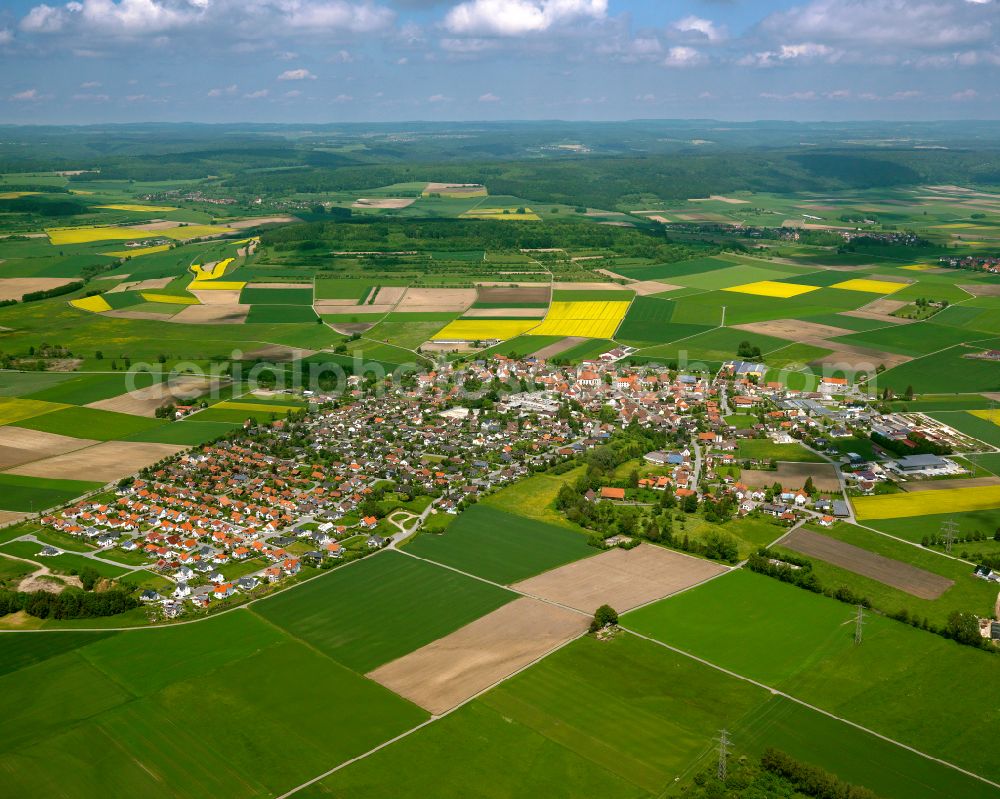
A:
808,343,912,371
314,299,361,307
462,308,545,318
396,287,476,312
959,284,1000,297
782,528,953,600
902,476,1000,492
318,303,394,316
0,278,75,301
352,198,416,209
328,323,375,335
840,298,910,325
648,215,672,224
225,216,298,229
107,276,173,294
733,319,854,341
424,182,485,196
86,376,216,417
551,281,629,292
371,286,407,306
690,195,749,204
511,544,728,614
0,428,95,470
0,511,28,526
630,279,683,295
190,289,241,305
476,286,550,305
532,336,588,359
367,597,586,715
595,268,634,282
171,304,249,324
739,462,841,492
242,345,316,362
9,441,185,483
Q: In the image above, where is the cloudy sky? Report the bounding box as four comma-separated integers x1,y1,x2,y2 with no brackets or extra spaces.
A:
0,0,997,123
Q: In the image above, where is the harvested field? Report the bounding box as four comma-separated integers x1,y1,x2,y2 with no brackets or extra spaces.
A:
551,281,623,291
532,336,588,359
462,307,546,318
476,286,551,305
809,344,912,371
960,284,1000,297
106,276,173,293
902,476,1000,492
0,511,28,526
371,286,407,306
782,528,953,600
352,198,416,209
314,299,362,307
738,462,841,492
242,345,316,362
8,441,184,482
189,289,241,305
0,428,96,470
0,278,75,301
511,544,728,614
733,319,854,341
630,279,683,296
397,288,476,312
170,304,250,324
367,597,586,715
86,377,216,417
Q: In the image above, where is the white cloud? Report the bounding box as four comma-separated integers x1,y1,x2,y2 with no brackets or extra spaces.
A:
741,42,840,67
428,93,450,102
478,91,500,101
10,88,41,101
278,68,316,80
283,89,302,98
80,80,101,88
663,46,704,67
760,90,819,101
673,16,723,42
72,92,110,101
22,0,203,36
443,0,607,36
207,84,237,97
334,93,353,102
125,93,146,101
952,88,979,100
0,28,13,45
244,88,269,98
283,1,394,32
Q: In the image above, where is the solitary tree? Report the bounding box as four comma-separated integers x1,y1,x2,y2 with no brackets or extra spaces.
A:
590,604,619,632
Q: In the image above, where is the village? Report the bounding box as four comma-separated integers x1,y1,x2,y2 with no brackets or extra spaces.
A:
29,349,996,620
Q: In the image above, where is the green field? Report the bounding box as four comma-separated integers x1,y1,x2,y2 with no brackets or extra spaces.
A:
124,419,239,445
736,439,825,462
245,304,320,324
880,347,1000,394
252,551,514,673
0,473,104,511
0,611,426,797
21,372,162,405
0,540,128,578
10,405,167,440
406,505,595,583
625,570,1000,782
240,286,314,305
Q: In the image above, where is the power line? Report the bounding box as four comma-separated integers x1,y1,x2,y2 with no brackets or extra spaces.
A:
854,604,865,646
716,728,731,781
941,518,959,555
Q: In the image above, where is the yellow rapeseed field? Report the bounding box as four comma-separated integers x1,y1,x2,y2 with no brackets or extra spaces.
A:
96,204,179,212
0,191,40,200
189,257,234,281
831,279,906,294
188,281,246,291
47,226,158,245
140,292,199,305
102,244,172,258
0,397,68,426
461,207,541,221
213,401,303,414
853,484,1000,520
970,409,1000,425
723,281,819,299
900,264,935,271
70,295,113,313
432,319,538,341
531,301,630,338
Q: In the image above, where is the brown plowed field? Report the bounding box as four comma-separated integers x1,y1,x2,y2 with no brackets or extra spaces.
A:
782,528,953,600
739,462,841,492
476,286,551,305
511,543,728,614
8,441,185,483
367,597,586,715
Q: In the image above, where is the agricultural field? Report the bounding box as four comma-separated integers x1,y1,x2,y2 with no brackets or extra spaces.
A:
852,483,1000,520
532,300,631,339
406,505,595,584
625,570,1000,782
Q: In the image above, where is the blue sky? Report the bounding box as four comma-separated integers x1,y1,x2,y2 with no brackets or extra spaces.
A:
0,0,996,123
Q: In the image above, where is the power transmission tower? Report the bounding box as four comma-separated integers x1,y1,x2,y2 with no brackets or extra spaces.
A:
854,604,865,646
941,518,959,555
716,728,731,781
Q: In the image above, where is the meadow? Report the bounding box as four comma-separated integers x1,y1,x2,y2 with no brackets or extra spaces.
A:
406,505,595,584
252,551,515,673
736,439,826,462
0,473,104,511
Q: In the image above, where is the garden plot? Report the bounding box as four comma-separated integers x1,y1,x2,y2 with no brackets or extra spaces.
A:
86,376,216,417
0,278,76,301
781,528,953,600
7,441,184,482
0,428,95,470
367,597,587,715
396,287,476,313
511,544,728,614
738,462,841,492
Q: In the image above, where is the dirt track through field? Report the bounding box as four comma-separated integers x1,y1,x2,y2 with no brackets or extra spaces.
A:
511,544,728,614
367,597,587,715
782,528,954,599
8,441,185,482
738,462,842,492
